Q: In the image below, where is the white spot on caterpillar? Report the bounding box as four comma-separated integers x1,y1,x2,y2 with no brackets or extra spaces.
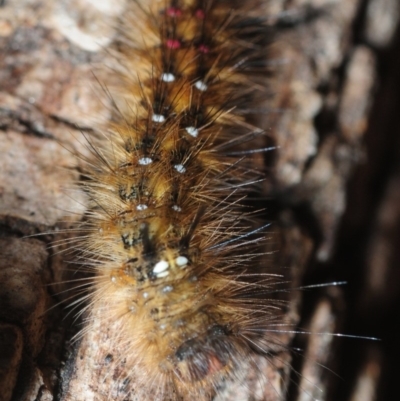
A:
136,204,148,211
172,205,182,212
194,80,207,91
156,271,169,278
161,73,175,82
174,164,186,173
153,260,169,274
111,276,116,283
185,126,199,138
143,292,149,299
160,324,166,330
152,114,165,123
138,157,152,165
162,285,173,293
175,256,188,267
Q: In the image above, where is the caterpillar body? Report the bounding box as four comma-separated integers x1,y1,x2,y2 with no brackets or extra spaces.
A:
62,1,286,400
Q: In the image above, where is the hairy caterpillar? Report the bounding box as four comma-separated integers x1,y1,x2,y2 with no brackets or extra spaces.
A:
0,0,382,396
57,1,289,400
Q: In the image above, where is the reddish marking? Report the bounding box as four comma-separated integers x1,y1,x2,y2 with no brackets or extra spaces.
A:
195,9,205,19
198,44,210,54
207,354,225,375
166,7,182,17
166,39,181,49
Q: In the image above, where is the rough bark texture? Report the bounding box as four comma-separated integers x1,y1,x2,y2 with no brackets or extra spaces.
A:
0,0,399,400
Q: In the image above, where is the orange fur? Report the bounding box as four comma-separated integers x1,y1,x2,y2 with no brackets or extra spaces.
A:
62,1,282,400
